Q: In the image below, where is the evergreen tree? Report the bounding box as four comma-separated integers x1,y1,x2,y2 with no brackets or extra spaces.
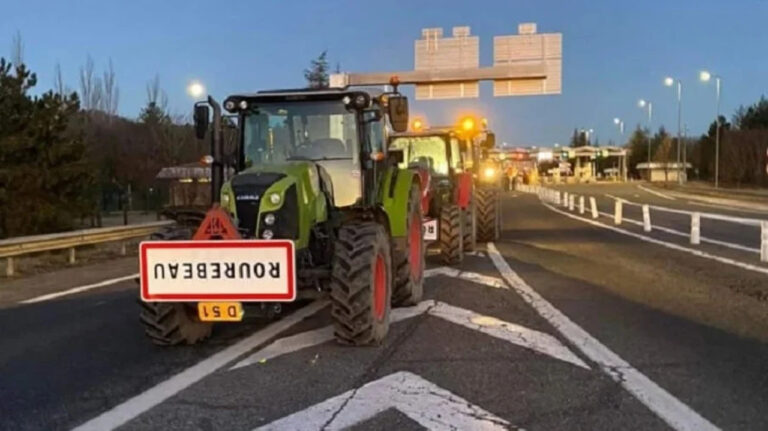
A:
0,58,93,237
304,51,329,89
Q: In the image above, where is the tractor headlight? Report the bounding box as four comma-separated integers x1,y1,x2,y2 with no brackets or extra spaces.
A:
483,167,496,179
269,192,281,205
262,229,274,239
238,100,249,110
263,213,275,225
224,100,236,112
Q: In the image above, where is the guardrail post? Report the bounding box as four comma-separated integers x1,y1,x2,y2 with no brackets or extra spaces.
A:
68,247,76,265
761,221,768,263
614,200,623,225
579,196,585,214
6,257,13,277
569,195,575,211
690,213,701,245
642,205,652,232
589,197,598,219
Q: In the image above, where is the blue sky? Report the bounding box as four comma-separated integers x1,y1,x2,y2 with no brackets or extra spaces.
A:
3,0,767,146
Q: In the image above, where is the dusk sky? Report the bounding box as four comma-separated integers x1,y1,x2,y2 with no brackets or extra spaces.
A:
3,0,767,147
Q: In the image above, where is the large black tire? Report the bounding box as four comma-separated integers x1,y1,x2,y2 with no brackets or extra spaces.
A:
439,204,463,265
462,196,476,252
330,222,392,345
392,186,425,307
476,188,500,242
139,226,212,346
139,302,213,346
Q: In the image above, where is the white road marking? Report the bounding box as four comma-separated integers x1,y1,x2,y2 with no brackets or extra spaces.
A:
638,184,676,200
597,211,761,254
687,200,768,215
486,243,721,431
71,300,329,431
255,371,511,431
548,203,768,276
232,297,588,371
20,273,139,304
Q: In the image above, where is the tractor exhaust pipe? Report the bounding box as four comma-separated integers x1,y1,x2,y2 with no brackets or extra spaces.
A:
208,96,223,205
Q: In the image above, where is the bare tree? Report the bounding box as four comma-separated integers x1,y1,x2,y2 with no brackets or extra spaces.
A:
79,56,95,110
10,31,23,66
102,58,119,116
90,76,103,111
54,62,65,95
146,74,169,113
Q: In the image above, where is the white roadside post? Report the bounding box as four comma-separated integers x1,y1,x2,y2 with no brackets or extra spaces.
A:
555,190,561,206
569,195,575,211
761,221,768,263
562,192,569,208
642,205,652,232
579,196,585,214
690,213,701,245
614,200,623,225
589,197,598,219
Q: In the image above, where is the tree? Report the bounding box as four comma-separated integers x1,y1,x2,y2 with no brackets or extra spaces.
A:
0,57,94,238
304,51,329,89
569,128,588,148
139,74,171,125
733,96,768,130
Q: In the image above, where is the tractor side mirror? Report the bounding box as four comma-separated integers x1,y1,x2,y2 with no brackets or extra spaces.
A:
483,132,496,149
388,148,405,165
194,104,210,140
388,95,409,133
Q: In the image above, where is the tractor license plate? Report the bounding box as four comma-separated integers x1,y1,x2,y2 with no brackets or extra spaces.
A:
423,219,438,241
198,302,243,322
139,240,296,302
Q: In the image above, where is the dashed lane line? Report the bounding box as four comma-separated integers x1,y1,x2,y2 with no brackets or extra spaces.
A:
487,242,720,431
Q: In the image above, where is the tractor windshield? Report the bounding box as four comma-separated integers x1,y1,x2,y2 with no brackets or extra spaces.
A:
241,101,359,167
389,135,455,177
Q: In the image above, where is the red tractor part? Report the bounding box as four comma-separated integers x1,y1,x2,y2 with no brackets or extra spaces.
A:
193,206,242,240
456,172,473,210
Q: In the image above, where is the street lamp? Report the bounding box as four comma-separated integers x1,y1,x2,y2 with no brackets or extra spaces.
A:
187,81,205,99
664,76,684,184
613,117,624,138
638,99,653,169
700,70,722,188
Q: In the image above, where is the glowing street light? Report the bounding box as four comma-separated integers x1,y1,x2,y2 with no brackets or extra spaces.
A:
187,81,205,99
638,99,653,168
700,69,722,188
663,76,684,184
613,117,624,136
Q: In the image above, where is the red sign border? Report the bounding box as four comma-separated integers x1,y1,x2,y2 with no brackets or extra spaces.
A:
139,240,296,302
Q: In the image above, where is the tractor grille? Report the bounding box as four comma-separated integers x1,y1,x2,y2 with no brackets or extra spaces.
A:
231,173,285,237
261,185,299,240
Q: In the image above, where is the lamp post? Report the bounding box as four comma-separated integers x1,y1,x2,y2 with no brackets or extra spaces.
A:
613,117,625,139
638,99,653,172
700,70,722,188
664,76,684,184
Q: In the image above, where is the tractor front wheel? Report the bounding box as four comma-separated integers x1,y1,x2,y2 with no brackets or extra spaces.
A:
439,204,463,265
330,222,392,345
139,302,212,346
392,186,425,307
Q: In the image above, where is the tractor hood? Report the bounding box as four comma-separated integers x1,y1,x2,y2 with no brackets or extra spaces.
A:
220,161,327,246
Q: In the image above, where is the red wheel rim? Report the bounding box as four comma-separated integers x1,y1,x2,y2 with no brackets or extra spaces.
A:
373,254,386,320
409,213,422,279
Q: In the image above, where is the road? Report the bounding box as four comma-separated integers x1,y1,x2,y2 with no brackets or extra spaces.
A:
1,189,767,430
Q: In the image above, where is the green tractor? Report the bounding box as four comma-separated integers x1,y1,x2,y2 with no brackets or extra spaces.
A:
388,126,475,265
464,122,501,243
139,86,426,347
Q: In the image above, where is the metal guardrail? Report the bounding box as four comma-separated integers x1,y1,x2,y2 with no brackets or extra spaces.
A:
0,221,173,277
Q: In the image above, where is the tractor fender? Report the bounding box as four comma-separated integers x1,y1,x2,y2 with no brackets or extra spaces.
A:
457,172,473,210
381,168,422,238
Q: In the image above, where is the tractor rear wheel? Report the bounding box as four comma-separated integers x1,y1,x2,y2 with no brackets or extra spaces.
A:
476,188,500,242
439,204,463,265
139,226,212,346
392,186,425,307
140,302,212,346
330,221,392,345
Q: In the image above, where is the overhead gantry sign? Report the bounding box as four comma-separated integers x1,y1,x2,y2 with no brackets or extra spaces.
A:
330,23,562,100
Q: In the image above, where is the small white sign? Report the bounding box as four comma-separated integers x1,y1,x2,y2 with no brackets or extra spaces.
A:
139,240,295,302
423,219,438,241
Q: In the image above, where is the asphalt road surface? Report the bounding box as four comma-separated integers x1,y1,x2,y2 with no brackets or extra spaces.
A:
1,189,767,430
